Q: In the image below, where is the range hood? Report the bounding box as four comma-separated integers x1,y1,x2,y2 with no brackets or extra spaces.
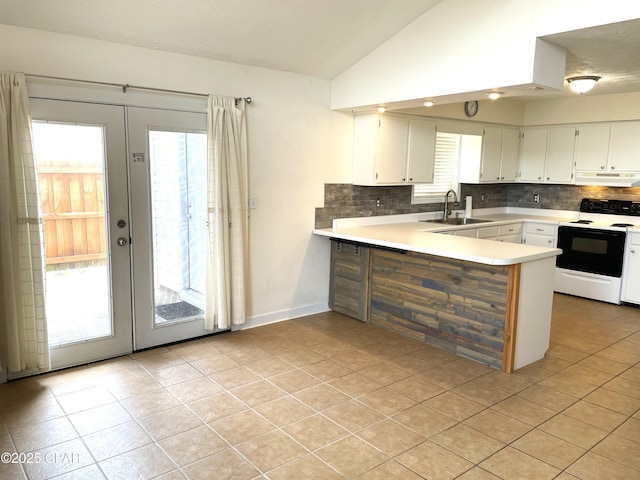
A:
575,171,640,187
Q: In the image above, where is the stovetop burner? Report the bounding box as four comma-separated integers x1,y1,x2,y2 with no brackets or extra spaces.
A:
611,223,635,228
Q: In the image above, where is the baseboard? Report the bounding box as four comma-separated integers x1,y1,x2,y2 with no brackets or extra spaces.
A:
237,303,330,331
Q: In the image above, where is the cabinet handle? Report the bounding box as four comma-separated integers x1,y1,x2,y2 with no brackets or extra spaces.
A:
535,228,544,231
547,177,550,180
402,177,406,181
409,177,413,181
632,249,636,254
611,165,616,170
538,177,542,180
601,165,606,170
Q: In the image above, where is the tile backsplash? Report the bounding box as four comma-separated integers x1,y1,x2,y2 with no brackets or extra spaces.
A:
315,183,640,228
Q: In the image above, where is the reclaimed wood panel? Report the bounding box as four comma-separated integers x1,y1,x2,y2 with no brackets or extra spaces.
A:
329,240,370,322
370,248,510,369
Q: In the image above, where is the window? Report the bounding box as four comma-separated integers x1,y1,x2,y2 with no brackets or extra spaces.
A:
412,132,461,203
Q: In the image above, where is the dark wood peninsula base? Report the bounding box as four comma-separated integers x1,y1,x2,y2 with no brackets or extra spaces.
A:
328,239,551,373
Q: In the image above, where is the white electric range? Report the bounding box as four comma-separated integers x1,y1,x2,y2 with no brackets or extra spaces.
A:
555,198,640,304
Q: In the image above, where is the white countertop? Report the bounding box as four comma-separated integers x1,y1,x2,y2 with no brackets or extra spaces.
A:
313,208,565,266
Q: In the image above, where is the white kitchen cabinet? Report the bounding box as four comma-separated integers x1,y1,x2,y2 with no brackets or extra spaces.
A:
519,126,575,183
609,123,640,171
497,223,523,243
519,128,548,182
523,222,557,247
622,231,640,305
454,228,478,238
575,123,640,173
574,124,610,171
477,225,499,240
461,127,519,183
546,127,577,182
352,114,436,186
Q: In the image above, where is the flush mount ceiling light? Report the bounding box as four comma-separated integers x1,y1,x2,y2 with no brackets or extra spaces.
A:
567,75,601,94
377,106,386,113
423,100,435,107
487,92,503,100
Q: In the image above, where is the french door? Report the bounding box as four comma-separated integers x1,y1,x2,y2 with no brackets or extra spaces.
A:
30,98,219,370
128,107,213,350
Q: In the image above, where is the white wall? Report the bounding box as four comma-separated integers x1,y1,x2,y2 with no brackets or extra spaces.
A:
0,24,353,328
332,0,640,110
524,92,640,125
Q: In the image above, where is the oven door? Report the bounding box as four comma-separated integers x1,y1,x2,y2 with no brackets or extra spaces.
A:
556,226,626,277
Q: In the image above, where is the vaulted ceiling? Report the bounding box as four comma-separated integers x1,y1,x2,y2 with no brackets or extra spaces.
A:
1,0,639,100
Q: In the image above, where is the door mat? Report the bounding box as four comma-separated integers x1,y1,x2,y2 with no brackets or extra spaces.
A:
156,301,203,321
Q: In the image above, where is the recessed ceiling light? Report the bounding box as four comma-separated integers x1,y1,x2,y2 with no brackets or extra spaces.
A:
487,92,503,100
377,106,386,113
423,100,435,107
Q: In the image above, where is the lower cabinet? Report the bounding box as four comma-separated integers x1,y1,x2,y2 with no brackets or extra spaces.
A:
497,223,523,243
523,222,557,247
622,232,640,305
329,240,370,321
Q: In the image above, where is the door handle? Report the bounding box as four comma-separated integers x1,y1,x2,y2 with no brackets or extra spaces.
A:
117,237,128,246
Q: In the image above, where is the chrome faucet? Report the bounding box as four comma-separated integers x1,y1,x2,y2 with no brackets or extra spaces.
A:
443,189,459,223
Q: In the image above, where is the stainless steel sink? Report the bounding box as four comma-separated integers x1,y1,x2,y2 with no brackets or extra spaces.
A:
421,217,492,226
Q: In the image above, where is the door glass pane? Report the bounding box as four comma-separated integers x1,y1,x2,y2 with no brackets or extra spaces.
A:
149,131,207,325
32,122,112,346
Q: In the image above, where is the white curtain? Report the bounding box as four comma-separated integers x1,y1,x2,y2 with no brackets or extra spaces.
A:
205,96,249,330
0,71,50,373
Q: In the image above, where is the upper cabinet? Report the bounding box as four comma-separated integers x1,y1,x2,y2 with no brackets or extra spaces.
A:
519,126,575,184
575,123,640,172
352,114,436,186
460,127,519,183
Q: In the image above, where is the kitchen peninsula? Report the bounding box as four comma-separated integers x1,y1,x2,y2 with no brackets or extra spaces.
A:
313,214,562,373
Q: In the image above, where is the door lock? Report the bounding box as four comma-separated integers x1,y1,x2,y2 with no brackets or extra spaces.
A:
117,237,128,246
117,219,127,228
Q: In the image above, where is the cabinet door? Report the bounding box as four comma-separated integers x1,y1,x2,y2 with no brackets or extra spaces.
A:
524,233,555,247
481,127,502,182
377,116,409,183
406,119,436,183
623,235,640,304
500,128,520,181
519,128,548,182
609,124,640,171
454,228,477,238
575,125,610,171
329,241,370,321
498,233,522,244
545,126,576,183
477,226,499,239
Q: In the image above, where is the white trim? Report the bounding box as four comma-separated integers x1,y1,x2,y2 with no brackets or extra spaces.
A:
237,303,330,331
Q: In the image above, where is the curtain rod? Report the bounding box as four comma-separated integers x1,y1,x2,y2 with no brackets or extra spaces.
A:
25,73,252,105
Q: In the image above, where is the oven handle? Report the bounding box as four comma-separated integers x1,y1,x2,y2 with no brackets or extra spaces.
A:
556,269,619,283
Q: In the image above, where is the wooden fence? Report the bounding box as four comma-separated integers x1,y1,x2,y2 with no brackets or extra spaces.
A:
38,166,106,266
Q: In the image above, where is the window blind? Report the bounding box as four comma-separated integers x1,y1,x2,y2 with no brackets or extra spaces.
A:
413,132,461,202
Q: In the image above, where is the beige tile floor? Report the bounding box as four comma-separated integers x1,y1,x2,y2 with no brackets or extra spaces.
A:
1,293,639,480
